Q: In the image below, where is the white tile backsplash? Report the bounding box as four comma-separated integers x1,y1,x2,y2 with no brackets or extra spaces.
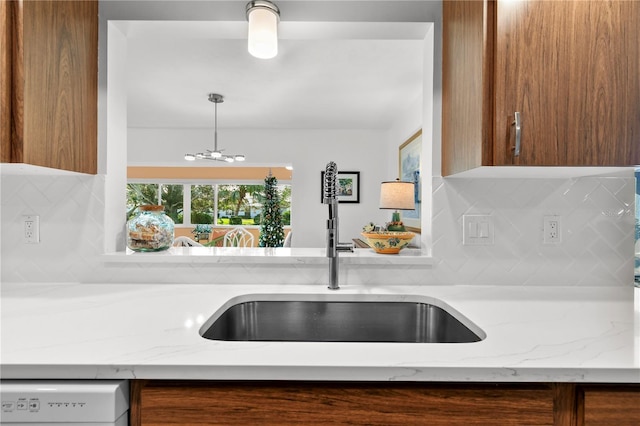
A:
431,175,635,286
1,170,635,286
1,173,106,283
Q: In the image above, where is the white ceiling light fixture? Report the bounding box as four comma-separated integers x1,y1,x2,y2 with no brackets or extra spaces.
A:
184,94,246,163
246,0,280,59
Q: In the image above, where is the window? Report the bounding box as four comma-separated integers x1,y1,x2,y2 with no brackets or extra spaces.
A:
127,182,291,227
161,184,184,224
191,185,215,224
126,183,158,217
127,183,183,224
217,184,269,225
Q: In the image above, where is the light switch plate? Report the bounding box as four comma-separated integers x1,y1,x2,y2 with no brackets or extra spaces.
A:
463,214,494,245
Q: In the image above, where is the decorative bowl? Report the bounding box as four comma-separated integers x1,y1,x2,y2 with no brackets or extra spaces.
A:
361,231,415,254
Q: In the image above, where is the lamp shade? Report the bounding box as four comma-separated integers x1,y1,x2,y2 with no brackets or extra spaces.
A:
247,1,279,59
379,180,415,210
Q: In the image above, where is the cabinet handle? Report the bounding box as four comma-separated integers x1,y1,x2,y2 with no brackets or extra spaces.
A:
512,112,521,157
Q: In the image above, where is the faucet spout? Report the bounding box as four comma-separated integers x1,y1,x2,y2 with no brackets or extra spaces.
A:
323,161,354,290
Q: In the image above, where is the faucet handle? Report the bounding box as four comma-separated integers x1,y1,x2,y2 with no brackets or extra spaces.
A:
323,161,338,203
337,242,354,253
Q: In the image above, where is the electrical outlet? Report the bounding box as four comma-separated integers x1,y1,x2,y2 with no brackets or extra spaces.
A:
23,215,40,244
543,215,561,244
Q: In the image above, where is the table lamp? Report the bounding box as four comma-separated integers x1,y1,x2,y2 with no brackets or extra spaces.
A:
379,179,415,231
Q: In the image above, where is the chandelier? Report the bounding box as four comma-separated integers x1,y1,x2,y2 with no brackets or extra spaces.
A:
184,94,246,163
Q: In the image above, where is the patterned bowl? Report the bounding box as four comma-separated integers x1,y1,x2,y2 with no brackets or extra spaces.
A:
361,231,415,254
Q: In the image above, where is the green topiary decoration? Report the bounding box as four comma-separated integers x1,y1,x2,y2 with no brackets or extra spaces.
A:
259,175,285,247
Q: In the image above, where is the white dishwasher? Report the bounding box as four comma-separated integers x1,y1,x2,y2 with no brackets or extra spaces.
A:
0,380,129,426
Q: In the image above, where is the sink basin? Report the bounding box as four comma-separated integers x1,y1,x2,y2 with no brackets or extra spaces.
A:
199,295,485,343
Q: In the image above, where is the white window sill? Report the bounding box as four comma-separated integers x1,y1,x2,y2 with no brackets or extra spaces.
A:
101,247,433,266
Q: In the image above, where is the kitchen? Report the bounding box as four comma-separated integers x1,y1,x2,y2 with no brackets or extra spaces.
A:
1,1,639,425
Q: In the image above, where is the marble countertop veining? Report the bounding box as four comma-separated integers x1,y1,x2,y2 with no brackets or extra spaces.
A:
1,282,638,382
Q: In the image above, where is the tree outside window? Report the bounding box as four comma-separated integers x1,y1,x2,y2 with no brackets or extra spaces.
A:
191,185,215,224
217,184,264,224
126,183,158,219
279,185,292,225
160,184,184,224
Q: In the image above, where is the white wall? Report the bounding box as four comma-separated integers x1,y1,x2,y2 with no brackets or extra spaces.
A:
104,23,129,253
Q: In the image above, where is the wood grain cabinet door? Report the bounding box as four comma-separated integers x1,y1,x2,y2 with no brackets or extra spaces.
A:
441,0,495,176
131,381,557,425
494,0,640,167
582,386,640,425
2,0,98,174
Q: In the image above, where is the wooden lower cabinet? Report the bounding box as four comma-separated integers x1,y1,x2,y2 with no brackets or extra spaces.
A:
131,381,571,425
581,385,640,426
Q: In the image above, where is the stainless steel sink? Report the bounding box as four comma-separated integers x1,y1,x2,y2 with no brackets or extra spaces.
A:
200,295,484,343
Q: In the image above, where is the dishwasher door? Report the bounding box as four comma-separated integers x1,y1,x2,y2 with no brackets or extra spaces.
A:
0,380,129,426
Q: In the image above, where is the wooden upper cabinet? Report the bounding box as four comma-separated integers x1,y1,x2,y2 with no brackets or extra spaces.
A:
0,1,11,162
442,0,640,176
442,0,494,176
1,0,98,174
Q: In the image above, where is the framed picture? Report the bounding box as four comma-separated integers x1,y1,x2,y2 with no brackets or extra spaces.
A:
320,171,360,203
399,129,422,232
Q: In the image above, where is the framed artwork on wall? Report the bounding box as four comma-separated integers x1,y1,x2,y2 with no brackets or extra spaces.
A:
320,171,360,203
399,129,422,232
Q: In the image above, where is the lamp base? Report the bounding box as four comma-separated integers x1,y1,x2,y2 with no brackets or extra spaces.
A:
387,211,406,232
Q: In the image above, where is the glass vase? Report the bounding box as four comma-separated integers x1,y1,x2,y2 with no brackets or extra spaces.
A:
127,205,174,252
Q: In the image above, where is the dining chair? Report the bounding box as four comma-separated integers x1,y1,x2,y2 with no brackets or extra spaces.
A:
223,227,255,247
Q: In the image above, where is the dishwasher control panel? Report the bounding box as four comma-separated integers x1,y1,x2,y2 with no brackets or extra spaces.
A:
0,380,128,424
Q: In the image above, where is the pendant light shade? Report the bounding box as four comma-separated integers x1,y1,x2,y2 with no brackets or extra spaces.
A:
246,1,280,59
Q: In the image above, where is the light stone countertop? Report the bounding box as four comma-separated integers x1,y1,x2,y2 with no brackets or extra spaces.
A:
1,282,638,383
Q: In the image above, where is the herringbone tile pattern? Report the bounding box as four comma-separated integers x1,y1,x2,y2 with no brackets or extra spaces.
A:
1,173,105,282
432,176,635,286
1,171,635,286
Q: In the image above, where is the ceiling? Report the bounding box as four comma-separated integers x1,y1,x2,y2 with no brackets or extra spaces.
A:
118,2,435,131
